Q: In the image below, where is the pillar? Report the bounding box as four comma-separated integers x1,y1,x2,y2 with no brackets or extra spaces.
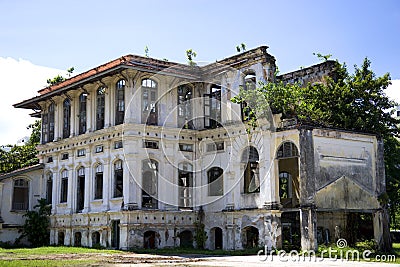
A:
300,205,317,251
373,209,392,251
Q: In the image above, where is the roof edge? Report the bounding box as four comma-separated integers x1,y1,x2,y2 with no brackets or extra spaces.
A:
0,163,44,181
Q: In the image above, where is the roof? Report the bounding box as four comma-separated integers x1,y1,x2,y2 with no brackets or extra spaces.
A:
14,46,275,110
0,163,44,181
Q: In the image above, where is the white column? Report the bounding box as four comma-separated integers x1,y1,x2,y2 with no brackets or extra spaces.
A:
66,168,74,214
86,90,93,132
83,164,91,213
105,83,112,128
70,97,76,137
54,101,61,141
102,162,110,210
51,171,58,214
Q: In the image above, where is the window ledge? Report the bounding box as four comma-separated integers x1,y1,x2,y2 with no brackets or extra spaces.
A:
91,200,103,205
110,197,123,203
57,203,67,208
10,210,27,213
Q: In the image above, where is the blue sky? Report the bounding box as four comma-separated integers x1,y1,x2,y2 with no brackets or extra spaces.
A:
0,0,399,145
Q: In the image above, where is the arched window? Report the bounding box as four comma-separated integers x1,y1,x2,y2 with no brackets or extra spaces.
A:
115,80,125,125
60,170,68,203
12,179,29,210
94,164,103,200
277,142,299,158
63,98,71,138
177,85,193,129
204,84,221,129
141,79,158,125
96,87,106,130
208,167,223,196
46,172,53,205
113,160,123,198
42,103,55,144
178,163,193,208
242,146,260,193
142,159,158,209
78,93,87,134
279,172,292,198
76,167,85,212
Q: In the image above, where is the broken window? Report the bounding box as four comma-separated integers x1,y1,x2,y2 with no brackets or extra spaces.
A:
208,167,223,196
94,164,103,200
242,146,260,193
143,140,159,149
277,141,300,208
178,163,193,208
204,84,222,129
12,179,29,210
42,103,55,144
76,167,85,212
95,145,103,153
77,149,85,157
113,160,123,198
46,172,52,205
206,141,224,152
179,143,193,152
62,98,71,138
177,85,193,129
78,93,87,134
61,153,69,160
241,72,256,122
142,159,158,209
60,170,68,203
96,87,106,130
141,79,158,125
115,79,125,125
114,140,123,149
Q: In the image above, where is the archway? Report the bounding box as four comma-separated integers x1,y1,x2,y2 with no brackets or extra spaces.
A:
74,232,82,247
58,231,65,246
210,227,223,249
242,226,259,248
179,230,193,248
144,231,157,249
92,231,100,246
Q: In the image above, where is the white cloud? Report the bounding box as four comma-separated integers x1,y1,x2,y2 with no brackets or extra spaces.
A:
0,57,63,146
385,79,400,104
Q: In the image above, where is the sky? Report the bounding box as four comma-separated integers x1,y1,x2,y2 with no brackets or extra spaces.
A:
0,0,399,145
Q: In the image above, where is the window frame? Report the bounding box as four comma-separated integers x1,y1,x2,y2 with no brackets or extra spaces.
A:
94,164,103,200
96,87,106,130
60,170,68,203
141,78,158,125
62,98,71,139
177,85,193,129
113,160,123,198
12,178,29,211
207,167,223,196
115,79,126,125
78,93,87,134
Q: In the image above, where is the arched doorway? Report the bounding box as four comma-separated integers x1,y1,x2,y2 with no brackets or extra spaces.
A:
242,226,259,248
92,231,100,246
144,231,157,249
277,141,299,208
179,230,193,248
74,232,82,247
210,227,223,249
58,231,65,246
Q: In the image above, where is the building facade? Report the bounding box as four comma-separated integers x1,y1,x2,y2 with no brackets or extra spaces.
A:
3,46,389,250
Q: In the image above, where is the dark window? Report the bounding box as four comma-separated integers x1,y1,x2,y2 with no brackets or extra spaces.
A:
77,149,85,157
76,167,85,212
206,141,224,152
242,146,260,193
78,93,87,134
47,156,53,163
277,142,299,158
114,141,123,149
95,145,103,153
397,110,400,117
204,85,221,129
92,231,100,246
42,103,55,144
60,170,68,203
208,167,223,196
12,179,29,210
113,160,123,198
61,153,69,160
63,98,71,138
177,85,193,129
144,140,159,149
142,159,158,209
178,163,193,208
142,79,158,125
179,143,193,152
94,164,103,200
96,87,106,130
115,80,125,125
46,173,53,205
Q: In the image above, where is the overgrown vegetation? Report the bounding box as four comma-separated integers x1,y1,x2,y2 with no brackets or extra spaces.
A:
46,67,74,86
17,199,51,247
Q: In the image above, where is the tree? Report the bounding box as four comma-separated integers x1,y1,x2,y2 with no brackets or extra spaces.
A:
0,120,41,174
186,49,197,66
46,67,75,85
18,198,51,247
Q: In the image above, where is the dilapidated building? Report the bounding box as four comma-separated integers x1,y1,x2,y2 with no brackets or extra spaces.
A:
1,46,390,251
